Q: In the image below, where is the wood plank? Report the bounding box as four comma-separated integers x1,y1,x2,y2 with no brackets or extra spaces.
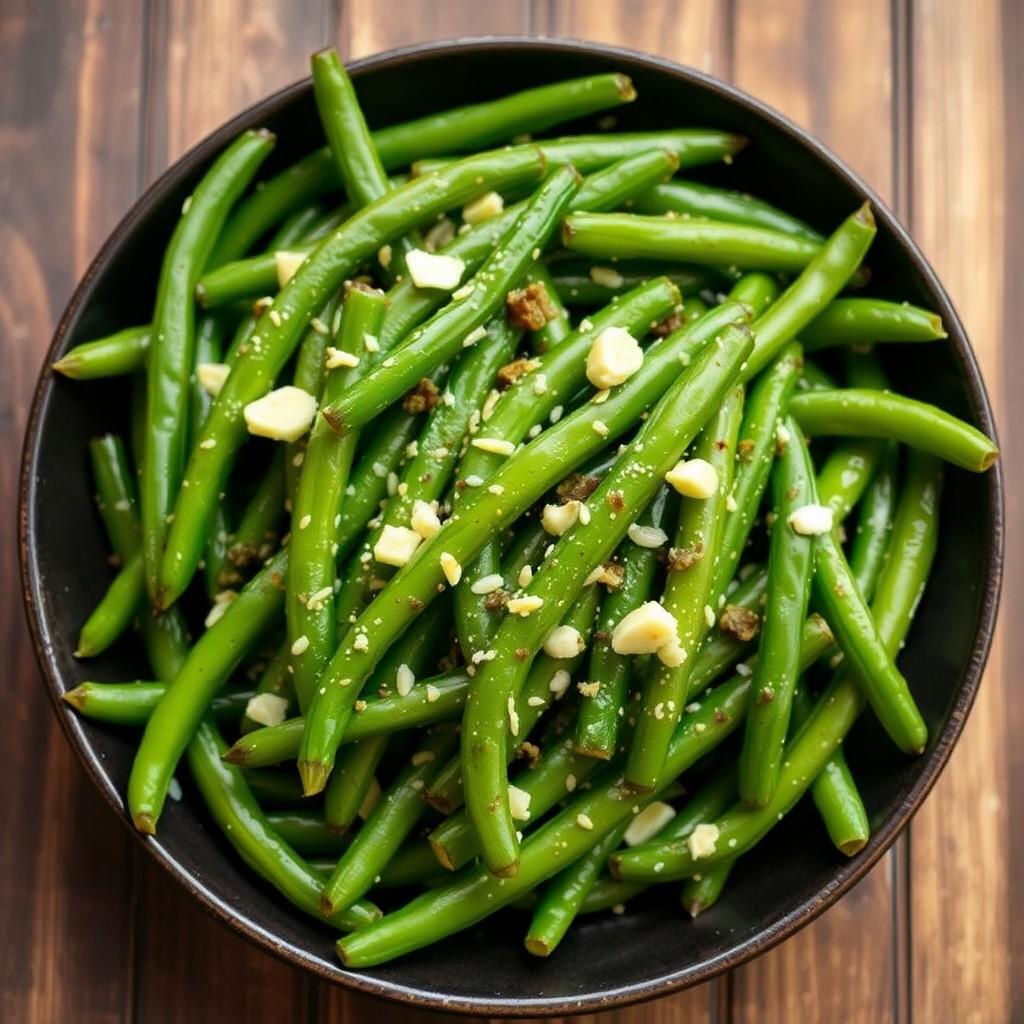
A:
999,4,1024,1014
728,2,898,1022
0,1,143,1021
906,1,1011,1021
535,0,730,75
341,0,531,59
130,3,328,1020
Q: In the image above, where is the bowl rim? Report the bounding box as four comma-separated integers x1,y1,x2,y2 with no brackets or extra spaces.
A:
18,34,1004,1017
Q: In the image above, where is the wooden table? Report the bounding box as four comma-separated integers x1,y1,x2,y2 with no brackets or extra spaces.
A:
3,1,1017,1020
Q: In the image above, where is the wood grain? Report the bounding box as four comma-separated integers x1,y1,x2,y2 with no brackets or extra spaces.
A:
905,1,1011,1022
0,2,143,1022
130,2,328,1020
728,3,899,1022
2,1,1016,1020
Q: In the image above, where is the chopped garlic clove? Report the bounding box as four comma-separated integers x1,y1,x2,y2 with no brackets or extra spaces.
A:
274,250,306,287
243,386,317,442
373,524,423,567
406,249,466,290
197,362,230,397
788,503,834,536
612,601,678,655
541,499,581,536
543,625,584,659
666,458,719,499
585,325,644,389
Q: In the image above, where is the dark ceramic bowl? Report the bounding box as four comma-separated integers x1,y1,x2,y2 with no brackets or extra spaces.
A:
20,36,1002,1017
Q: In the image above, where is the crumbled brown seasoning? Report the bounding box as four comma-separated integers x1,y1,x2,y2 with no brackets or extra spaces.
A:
719,604,761,642
402,377,440,414
505,280,558,331
651,311,684,338
556,472,602,503
737,438,756,463
667,542,704,572
516,741,542,769
495,356,540,391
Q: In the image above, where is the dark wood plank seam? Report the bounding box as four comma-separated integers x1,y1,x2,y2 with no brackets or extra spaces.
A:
889,1,913,1022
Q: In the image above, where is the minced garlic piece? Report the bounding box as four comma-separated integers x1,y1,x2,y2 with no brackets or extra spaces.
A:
462,190,504,224
410,499,441,540
627,523,668,549
687,823,720,860
541,500,580,536
406,248,466,290
507,594,544,616
549,669,572,697
589,265,624,289
508,783,532,821
543,625,584,659
624,801,677,847
470,573,505,595
373,524,423,567
788,503,834,536
612,601,678,655
471,437,515,456
291,635,310,656
274,250,306,286
657,637,688,668
518,564,533,588
325,346,359,369
395,663,415,697
244,692,289,728
243,386,317,442
440,551,462,586
585,325,643,389
197,362,230,397
666,458,719,499
576,812,595,830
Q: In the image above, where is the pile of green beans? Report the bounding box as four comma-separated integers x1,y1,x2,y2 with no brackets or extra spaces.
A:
57,49,998,967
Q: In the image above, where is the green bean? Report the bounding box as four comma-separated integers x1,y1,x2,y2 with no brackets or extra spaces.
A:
737,417,816,807
195,251,290,309
288,286,387,711
90,435,140,558
324,736,389,834
53,325,150,379
64,682,250,727
427,588,601,841
211,74,637,265
681,860,734,916
526,822,629,955
813,489,927,753
190,315,231,597
265,201,327,250
411,130,746,177
347,317,521,615
187,717,378,931
158,148,547,610
239,641,295,734
611,458,941,884
575,489,672,759
849,444,899,599
240,767,305,807
799,360,837,392
626,385,744,792
800,297,946,350
300,308,753,799
549,263,717,306
742,204,876,380
462,328,753,875
370,840,449,889
578,878,646,915
91,431,190,681
337,615,832,966
128,548,287,832
334,402,424,568
726,270,781,316
712,343,802,603
284,294,339,507
75,554,144,658
265,810,349,857
562,212,822,272
631,179,823,241
323,726,459,914
227,447,286,569
321,166,580,435
224,670,471,767
312,48,420,283
142,130,274,601
790,388,999,472
453,278,681,651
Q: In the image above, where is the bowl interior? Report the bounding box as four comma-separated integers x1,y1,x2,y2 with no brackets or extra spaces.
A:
20,38,1001,1016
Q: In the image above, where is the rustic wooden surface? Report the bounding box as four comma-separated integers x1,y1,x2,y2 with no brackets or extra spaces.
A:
1,0,1017,1020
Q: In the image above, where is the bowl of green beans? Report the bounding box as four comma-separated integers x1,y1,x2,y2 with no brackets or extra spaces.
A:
20,36,1002,1016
